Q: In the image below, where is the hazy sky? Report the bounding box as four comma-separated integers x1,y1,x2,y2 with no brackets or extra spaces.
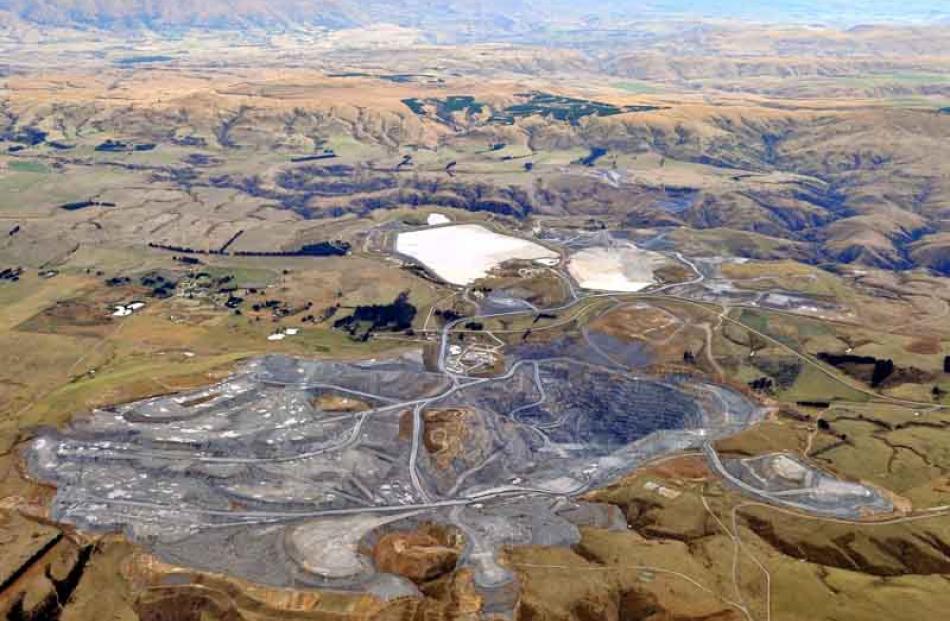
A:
1,0,946,30
640,0,948,23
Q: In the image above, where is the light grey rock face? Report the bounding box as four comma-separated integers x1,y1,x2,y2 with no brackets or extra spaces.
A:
719,453,894,518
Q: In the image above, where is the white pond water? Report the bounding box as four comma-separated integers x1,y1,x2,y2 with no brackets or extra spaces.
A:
396,224,557,285
427,213,451,226
567,245,666,292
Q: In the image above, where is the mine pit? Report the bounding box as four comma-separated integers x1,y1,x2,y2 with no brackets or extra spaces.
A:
24,351,763,598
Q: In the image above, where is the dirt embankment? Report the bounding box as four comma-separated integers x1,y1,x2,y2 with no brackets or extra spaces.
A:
372,523,464,584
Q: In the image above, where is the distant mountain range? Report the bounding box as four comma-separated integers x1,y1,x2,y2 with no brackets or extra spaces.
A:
1,0,358,30
0,1,549,32
0,1,946,35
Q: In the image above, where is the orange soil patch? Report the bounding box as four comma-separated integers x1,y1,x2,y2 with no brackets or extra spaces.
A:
398,410,414,441
643,454,712,481
422,408,483,470
905,337,941,355
372,524,463,584
16,300,116,338
591,305,678,342
311,393,369,413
